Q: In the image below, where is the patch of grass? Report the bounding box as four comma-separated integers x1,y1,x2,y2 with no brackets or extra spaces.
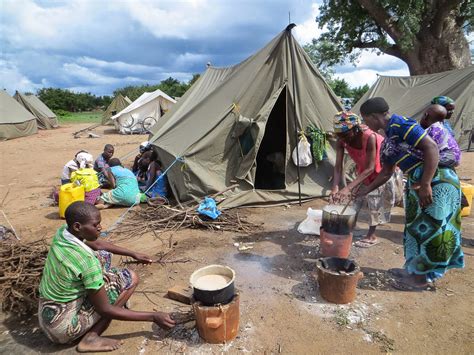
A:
57,111,103,124
334,308,351,327
363,328,395,352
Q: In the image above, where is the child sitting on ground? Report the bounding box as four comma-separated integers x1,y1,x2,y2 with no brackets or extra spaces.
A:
38,201,175,352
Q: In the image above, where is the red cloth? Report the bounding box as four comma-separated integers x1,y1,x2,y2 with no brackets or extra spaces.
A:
343,127,383,185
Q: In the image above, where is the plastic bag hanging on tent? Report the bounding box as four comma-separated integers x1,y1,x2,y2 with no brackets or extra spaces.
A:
292,133,313,167
197,197,222,220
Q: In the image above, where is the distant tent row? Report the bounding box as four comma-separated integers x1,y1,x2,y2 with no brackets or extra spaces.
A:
111,89,176,134
102,94,132,125
0,90,60,141
148,25,342,208
14,91,59,129
353,66,474,150
0,90,38,141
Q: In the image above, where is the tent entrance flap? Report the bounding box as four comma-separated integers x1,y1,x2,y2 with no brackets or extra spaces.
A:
255,87,287,190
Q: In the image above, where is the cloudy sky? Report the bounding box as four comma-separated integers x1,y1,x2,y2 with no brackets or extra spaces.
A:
1,0,414,96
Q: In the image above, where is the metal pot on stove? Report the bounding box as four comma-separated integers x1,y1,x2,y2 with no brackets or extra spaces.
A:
322,204,357,235
190,265,235,306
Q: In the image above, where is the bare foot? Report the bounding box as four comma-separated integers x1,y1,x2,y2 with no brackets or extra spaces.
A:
96,203,111,210
77,334,122,353
355,235,380,248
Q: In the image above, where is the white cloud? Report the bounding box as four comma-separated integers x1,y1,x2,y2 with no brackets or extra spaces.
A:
0,60,41,93
124,0,221,39
293,3,321,44
335,68,409,88
76,57,163,75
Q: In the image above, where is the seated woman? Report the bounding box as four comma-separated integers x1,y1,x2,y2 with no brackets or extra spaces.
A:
143,150,168,199
132,141,152,174
70,167,101,205
61,151,93,185
97,158,143,208
39,202,174,352
134,151,152,189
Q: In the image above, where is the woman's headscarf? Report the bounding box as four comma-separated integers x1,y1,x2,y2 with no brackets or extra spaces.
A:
431,96,455,107
76,152,94,169
333,111,362,133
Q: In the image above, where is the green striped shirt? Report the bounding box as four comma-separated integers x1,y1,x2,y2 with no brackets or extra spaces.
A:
39,225,104,302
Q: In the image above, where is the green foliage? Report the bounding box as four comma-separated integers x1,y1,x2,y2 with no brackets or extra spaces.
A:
113,74,200,101
351,84,370,103
315,0,472,70
304,42,370,101
329,78,352,98
37,88,111,112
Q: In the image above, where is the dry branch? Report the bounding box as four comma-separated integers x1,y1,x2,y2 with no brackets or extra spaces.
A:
0,239,49,315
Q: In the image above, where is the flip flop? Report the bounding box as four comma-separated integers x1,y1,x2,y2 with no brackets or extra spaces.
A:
354,240,380,248
391,280,431,292
388,268,407,278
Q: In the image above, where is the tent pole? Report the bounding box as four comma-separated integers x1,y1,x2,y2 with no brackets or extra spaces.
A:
287,24,302,206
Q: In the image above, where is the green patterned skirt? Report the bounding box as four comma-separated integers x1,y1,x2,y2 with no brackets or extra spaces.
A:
404,166,464,281
38,251,132,344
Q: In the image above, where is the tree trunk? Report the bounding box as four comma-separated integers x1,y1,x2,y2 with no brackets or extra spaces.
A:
399,16,471,75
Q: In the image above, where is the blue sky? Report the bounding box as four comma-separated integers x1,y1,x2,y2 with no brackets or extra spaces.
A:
0,0,443,96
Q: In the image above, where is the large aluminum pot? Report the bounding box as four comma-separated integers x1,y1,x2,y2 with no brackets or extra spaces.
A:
190,265,235,306
322,204,357,235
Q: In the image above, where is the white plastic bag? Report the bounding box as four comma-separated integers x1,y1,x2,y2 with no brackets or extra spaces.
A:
292,134,313,167
297,208,322,235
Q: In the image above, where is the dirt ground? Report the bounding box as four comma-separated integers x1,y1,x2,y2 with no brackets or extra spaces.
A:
0,123,473,354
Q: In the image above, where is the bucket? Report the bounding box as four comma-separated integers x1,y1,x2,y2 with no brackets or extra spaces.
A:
322,205,357,235
193,294,240,344
461,183,474,217
59,183,85,218
316,257,363,304
320,228,352,258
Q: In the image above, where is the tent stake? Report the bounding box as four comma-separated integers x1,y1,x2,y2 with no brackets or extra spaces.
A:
287,24,302,206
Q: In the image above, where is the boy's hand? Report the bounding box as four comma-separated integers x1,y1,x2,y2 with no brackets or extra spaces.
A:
133,252,153,264
153,312,176,329
329,186,339,203
335,187,351,203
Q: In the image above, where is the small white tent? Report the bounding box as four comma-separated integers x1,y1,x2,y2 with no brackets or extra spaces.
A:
111,89,176,134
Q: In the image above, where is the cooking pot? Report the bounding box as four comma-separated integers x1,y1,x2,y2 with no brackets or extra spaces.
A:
322,204,357,235
190,265,235,306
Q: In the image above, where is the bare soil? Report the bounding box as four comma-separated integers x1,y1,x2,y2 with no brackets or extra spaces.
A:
0,123,473,354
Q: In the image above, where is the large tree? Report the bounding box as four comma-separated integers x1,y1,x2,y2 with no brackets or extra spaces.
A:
315,0,472,75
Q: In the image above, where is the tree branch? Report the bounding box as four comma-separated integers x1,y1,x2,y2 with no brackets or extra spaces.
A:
356,0,404,42
432,0,463,38
353,40,402,59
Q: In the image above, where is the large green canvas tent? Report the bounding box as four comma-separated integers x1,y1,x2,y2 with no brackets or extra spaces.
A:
353,66,474,150
102,94,132,125
149,25,342,208
13,92,59,129
0,90,38,141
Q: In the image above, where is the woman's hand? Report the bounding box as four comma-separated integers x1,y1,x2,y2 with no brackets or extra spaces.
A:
153,312,176,329
133,252,153,264
335,187,352,203
413,183,433,208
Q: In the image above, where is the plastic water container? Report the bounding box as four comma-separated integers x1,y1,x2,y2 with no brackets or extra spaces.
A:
59,183,85,218
461,183,474,217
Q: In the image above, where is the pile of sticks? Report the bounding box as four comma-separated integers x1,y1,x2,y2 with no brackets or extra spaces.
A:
111,204,261,240
0,239,49,315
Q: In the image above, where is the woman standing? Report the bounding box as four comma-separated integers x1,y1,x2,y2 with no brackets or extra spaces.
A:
356,97,464,290
330,111,394,247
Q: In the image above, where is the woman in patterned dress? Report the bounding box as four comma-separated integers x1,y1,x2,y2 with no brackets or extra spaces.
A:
356,97,464,290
